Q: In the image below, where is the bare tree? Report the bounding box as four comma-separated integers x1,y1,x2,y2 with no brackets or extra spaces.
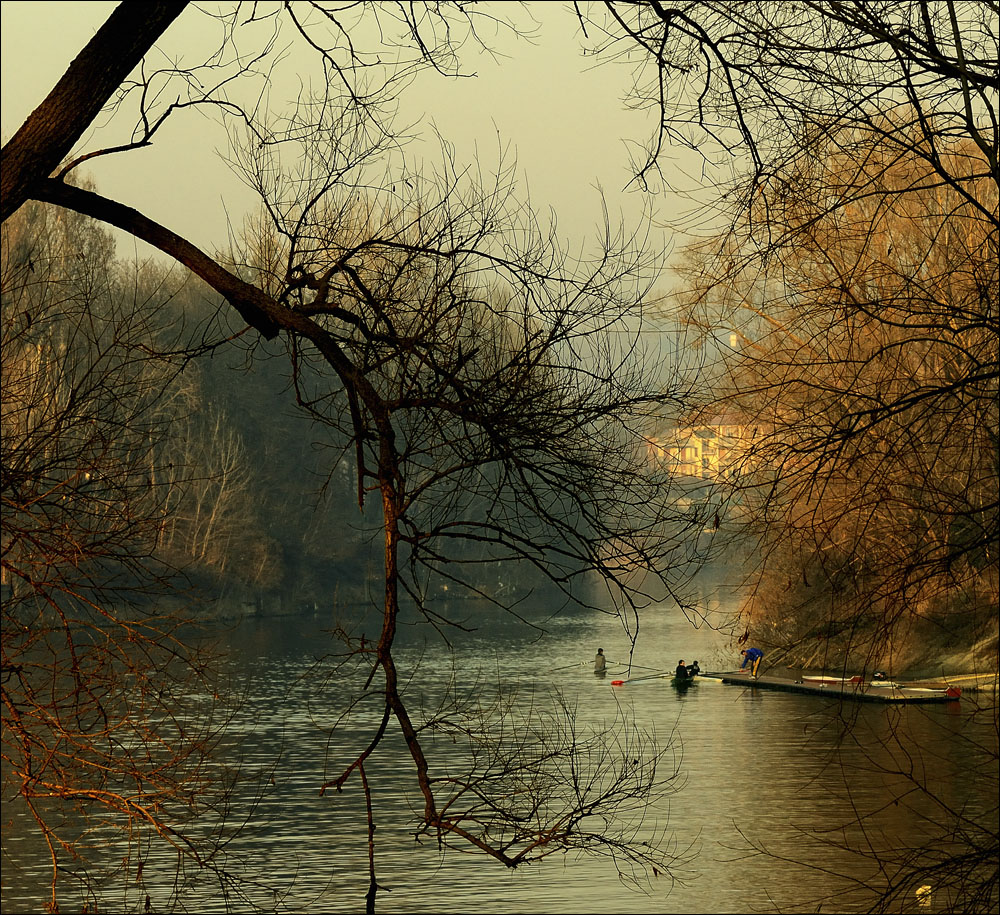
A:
0,200,264,913
580,1,997,206
669,134,997,670
162,402,255,574
228,109,696,905
576,5,998,660
2,4,699,911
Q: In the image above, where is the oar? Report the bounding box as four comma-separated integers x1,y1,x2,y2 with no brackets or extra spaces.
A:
545,660,628,675
545,661,591,673
610,671,671,686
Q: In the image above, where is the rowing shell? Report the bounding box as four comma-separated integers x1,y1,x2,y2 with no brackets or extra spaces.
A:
800,675,864,686
611,673,723,686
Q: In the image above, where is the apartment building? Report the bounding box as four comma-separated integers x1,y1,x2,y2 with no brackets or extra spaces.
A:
645,416,753,479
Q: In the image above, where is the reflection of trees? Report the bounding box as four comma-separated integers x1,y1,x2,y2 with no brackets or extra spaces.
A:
725,699,999,914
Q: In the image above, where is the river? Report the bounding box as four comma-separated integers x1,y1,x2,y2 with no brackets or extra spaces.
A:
2,576,997,914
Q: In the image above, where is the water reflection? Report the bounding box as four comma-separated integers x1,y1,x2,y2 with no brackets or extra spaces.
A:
2,590,996,914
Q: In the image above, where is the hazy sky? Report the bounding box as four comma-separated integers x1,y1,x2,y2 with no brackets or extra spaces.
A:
1,1,707,260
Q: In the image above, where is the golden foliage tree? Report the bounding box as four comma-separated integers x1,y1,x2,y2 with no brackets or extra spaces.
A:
672,133,997,672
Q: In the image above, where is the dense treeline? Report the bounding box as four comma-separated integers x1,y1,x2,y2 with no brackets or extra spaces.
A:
1,198,615,622
1,199,383,618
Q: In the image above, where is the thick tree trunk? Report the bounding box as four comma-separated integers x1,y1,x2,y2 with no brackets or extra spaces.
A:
0,0,188,223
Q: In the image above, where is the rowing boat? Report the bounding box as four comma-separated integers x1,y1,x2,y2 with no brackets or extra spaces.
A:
800,675,863,686
798,675,959,697
611,672,722,686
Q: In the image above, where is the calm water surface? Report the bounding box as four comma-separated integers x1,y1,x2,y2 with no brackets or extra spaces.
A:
3,580,996,914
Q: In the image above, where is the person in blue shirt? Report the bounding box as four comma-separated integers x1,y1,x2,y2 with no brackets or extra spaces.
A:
740,647,763,677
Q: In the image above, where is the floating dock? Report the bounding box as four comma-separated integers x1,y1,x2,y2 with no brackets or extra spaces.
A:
713,671,962,703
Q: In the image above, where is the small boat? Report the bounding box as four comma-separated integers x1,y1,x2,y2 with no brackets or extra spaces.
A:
800,675,864,687
611,671,716,687
797,674,959,697
718,672,961,703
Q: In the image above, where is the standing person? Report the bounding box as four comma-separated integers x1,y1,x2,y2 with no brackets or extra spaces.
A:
740,647,764,677
675,659,689,680
594,648,607,673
